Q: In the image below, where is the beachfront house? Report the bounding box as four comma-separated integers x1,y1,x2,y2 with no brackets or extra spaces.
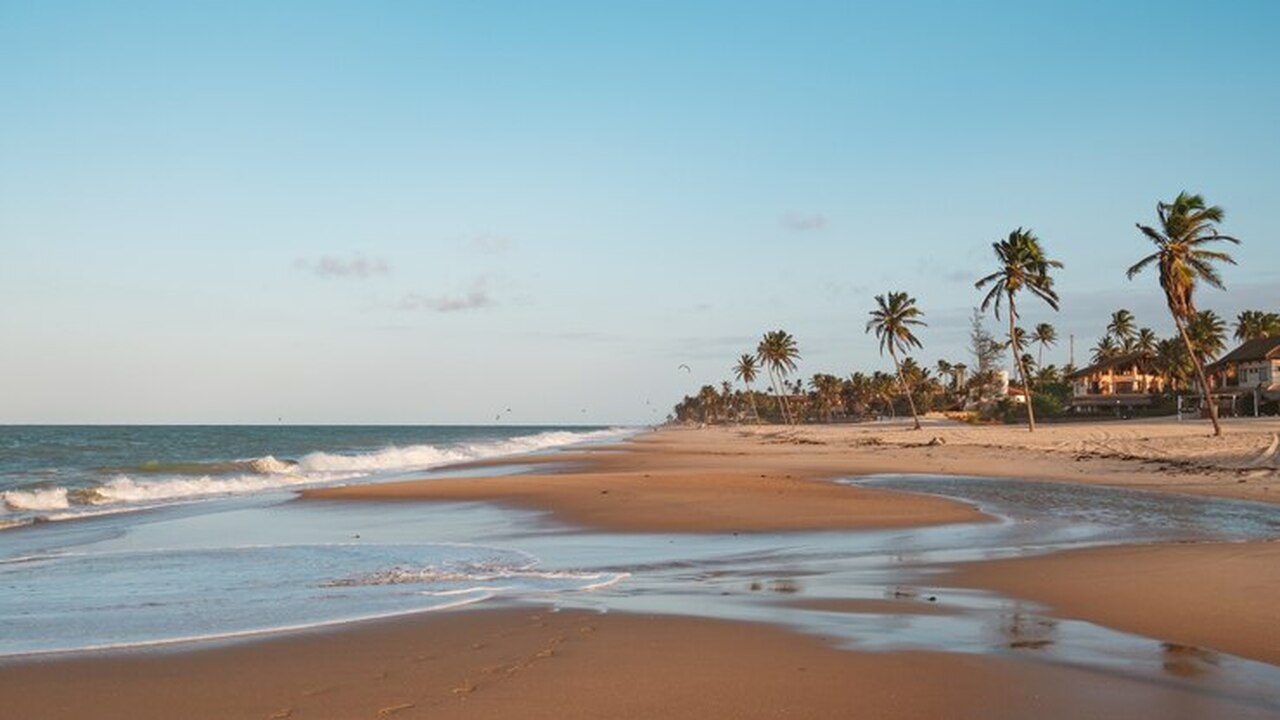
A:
1066,352,1164,412
1207,337,1280,414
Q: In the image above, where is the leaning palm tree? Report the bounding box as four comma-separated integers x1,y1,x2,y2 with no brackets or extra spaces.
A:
733,354,762,423
975,228,1063,432
1127,192,1240,437
756,330,801,425
1032,322,1057,368
866,291,927,430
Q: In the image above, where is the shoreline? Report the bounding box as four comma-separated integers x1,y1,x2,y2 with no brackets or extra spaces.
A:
8,419,1280,717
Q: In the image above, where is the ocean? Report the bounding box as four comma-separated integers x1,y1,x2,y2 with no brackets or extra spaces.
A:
0,425,634,655
0,425,630,528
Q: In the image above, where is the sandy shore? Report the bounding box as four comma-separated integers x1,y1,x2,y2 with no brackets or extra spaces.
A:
946,540,1280,665
10,418,1280,718
6,608,1275,720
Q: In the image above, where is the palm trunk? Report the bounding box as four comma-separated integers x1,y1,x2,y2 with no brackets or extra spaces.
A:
1176,316,1223,437
889,347,922,430
769,368,790,425
745,382,761,424
1009,299,1036,432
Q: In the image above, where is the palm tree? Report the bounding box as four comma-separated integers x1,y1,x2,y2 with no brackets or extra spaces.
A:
809,373,843,423
1107,309,1137,347
733,354,762,423
756,330,800,425
1234,310,1280,342
1035,364,1062,386
697,385,720,424
1127,192,1240,437
847,372,875,418
975,228,1063,432
866,291,927,430
870,371,899,418
1032,323,1057,368
1091,335,1120,364
1153,337,1192,392
1006,326,1028,353
1134,327,1159,356
1187,310,1228,362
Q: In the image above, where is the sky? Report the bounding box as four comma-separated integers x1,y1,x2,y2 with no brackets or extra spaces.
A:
2,1,1277,424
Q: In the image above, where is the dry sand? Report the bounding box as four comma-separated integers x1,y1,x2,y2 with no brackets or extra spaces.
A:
10,417,1280,718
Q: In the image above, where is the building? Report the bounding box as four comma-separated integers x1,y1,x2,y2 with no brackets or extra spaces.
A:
1207,337,1280,412
1065,352,1165,411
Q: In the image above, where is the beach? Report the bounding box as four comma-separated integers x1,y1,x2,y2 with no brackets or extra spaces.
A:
6,417,1280,718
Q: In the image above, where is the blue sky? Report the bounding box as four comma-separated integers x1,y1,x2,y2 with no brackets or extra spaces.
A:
2,1,1277,424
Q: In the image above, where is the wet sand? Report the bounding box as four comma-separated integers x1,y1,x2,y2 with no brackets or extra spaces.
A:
308,467,988,532
10,419,1280,718
6,608,1276,720
947,540,1280,665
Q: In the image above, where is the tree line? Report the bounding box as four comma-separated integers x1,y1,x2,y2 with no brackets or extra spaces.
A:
672,192,1271,437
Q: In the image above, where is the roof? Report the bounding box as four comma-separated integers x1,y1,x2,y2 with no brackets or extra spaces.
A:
1067,394,1155,407
1210,336,1280,368
1065,352,1149,380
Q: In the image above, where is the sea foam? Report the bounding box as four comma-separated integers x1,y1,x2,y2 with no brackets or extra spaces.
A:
0,427,632,524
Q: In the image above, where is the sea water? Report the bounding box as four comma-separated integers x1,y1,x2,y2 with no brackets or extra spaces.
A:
0,425,633,654
0,425,629,527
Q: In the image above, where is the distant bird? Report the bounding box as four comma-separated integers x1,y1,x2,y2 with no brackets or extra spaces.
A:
678,364,691,373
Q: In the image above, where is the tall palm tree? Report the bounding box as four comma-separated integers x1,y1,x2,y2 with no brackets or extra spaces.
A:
1127,192,1240,437
1032,322,1057,368
733,354,762,423
1107,309,1137,347
756,330,800,425
866,291,927,430
1234,310,1280,342
975,228,1063,432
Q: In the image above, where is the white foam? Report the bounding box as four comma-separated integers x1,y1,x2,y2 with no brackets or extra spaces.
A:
0,427,634,522
2,487,70,511
297,428,630,474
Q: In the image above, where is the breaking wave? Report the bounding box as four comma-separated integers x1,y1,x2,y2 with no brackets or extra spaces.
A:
1,427,633,525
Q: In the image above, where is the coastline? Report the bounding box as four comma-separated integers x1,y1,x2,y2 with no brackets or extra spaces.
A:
9,419,1280,718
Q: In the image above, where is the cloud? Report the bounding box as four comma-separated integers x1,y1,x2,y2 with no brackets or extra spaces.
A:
916,258,975,284
782,212,828,232
398,279,494,313
468,233,514,254
296,255,389,279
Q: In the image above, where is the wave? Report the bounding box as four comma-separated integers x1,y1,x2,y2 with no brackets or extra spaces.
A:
295,428,629,474
1,427,633,523
104,456,299,476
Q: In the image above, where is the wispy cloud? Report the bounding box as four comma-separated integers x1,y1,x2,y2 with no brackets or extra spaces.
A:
467,233,514,254
296,255,390,279
916,258,974,284
398,279,494,313
782,212,828,232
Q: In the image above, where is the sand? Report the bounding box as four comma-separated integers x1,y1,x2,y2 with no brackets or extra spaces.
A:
946,540,1280,665
5,608,1275,720
10,417,1280,718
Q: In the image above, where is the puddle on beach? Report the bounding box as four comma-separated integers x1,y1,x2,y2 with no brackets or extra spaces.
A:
4,473,1280,713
